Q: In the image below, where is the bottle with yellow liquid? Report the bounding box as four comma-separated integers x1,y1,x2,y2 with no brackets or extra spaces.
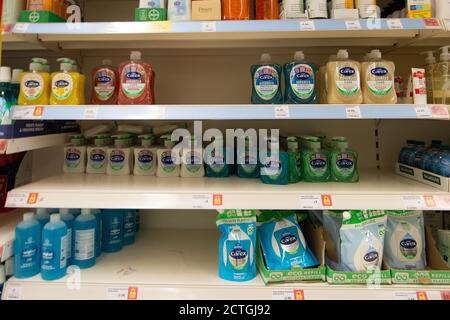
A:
50,58,81,105
70,59,86,105
433,46,450,105
18,58,50,106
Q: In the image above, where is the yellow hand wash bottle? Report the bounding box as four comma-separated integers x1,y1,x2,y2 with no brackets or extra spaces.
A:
50,57,81,105
18,58,50,106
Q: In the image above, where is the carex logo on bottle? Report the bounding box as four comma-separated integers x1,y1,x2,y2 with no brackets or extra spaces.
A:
310,155,326,168
96,71,112,84
363,251,379,263
339,67,356,76
55,80,69,88
161,151,174,165
371,67,388,76
280,233,299,254
336,154,354,171
25,80,40,88
138,150,153,164
229,245,248,270
90,149,106,162
110,150,125,163
66,147,81,168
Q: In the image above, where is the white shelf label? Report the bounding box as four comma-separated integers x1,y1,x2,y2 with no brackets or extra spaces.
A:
402,195,426,210
414,106,432,119
345,106,362,119
83,107,99,119
13,106,44,120
13,23,30,33
387,19,403,29
434,195,450,210
107,287,138,300
275,105,290,118
202,22,216,32
5,285,22,300
272,290,295,300
394,291,417,300
299,195,333,209
299,20,315,31
345,20,362,30
192,194,212,209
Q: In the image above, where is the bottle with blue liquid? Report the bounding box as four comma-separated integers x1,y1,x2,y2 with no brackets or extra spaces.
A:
13,212,41,279
251,53,283,104
283,51,317,104
431,146,450,177
91,209,102,257
41,214,68,281
35,208,50,229
102,209,124,253
73,209,96,269
405,141,425,167
123,209,136,246
398,140,417,165
422,140,442,171
59,209,74,266
135,210,140,233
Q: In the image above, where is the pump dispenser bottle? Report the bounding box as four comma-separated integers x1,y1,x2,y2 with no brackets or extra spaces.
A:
18,58,50,105
433,46,450,105
50,58,81,105
420,51,437,104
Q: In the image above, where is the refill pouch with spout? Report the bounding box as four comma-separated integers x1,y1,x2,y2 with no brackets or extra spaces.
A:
217,210,257,282
258,211,319,271
337,210,386,272
383,210,426,270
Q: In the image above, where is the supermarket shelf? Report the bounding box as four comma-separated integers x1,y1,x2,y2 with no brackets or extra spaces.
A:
11,104,450,121
1,32,46,51
0,133,74,155
5,169,450,210
2,229,449,300
8,19,444,49
0,210,23,262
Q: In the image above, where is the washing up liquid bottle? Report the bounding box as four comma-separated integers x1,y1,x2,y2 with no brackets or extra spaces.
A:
420,51,437,104
134,134,157,176
101,209,124,253
237,137,260,178
157,134,180,177
63,135,86,173
123,209,136,246
86,135,110,174
431,145,450,177
73,209,96,269
91,209,102,258
422,140,442,171
181,136,205,178
50,58,81,105
13,212,41,279
399,140,417,165
91,59,118,105
35,208,50,229
18,58,50,106
204,137,232,177
405,140,425,168
41,214,68,281
59,208,74,266
283,51,317,104
433,46,450,105
327,49,362,104
318,55,336,104
330,137,358,183
251,53,283,104
260,137,289,185
10,69,23,105
0,67,13,125
118,51,155,105
362,49,397,104
301,137,330,182
287,136,302,183
107,135,132,176
70,60,86,105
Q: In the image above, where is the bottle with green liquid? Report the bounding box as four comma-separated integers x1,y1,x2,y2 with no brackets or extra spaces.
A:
301,137,330,182
330,137,359,183
237,137,260,179
260,137,289,185
251,53,283,104
287,137,302,183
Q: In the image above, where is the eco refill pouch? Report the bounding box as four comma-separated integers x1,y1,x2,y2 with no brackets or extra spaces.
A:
322,210,344,263
217,209,257,282
339,210,386,272
384,210,426,270
258,211,319,270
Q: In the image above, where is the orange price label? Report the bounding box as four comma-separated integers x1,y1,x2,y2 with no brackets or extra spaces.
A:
441,291,450,300
321,195,333,207
423,18,441,29
294,290,305,300
33,106,44,117
213,194,223,206
423,195,436,208
27,193,39,204
127,287,138,300
416,291,428,300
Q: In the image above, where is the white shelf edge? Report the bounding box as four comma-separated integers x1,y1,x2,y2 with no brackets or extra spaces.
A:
0,133,75,155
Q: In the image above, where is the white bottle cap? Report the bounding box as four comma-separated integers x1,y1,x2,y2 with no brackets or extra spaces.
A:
294,51,305,61
11,69,23,83
102,59,113,66
36,208,47,215
439,45,450,61
420,51,437,65
81,208,91,215
343,211,351,220
260,53,271,63
57,58,73,72
130,51,142,60
59,208,69,214
337,49,349,60
23,212,35,221
50,214,61,222
0,67,11,83
370,49,382,60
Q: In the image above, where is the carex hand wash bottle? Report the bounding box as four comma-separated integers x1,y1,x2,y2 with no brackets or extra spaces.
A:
50,58,81,105
18,58,50,105
283,51,318,104
251,53,283,104
327,49,362,104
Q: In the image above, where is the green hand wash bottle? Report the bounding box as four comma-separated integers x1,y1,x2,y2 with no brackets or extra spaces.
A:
330,137,359,183
301,137,330,182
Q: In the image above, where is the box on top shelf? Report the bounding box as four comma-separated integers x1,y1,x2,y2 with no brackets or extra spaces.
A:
19,10,66,23
135,8,167,21
396,163,450,192
0,121,79,140
191,0,222,21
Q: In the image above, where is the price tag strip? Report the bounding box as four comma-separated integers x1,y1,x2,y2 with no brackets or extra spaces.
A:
83,107,99,119
345,106,362,119
191,194,223,209
202,22,217,32
299,195,333,210
274,105,290,119
107,287,139,300
299,20,315,31
387,19,403,30
345,20,362,30
6,192,40,207
13,106,44,120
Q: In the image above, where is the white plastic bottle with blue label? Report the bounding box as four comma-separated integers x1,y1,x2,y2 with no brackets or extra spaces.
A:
123,209,136,246
86,135,110,174
107,135,131,176
134,134,157,176
157,135,180,177
35,208,50,229
73,209,96,269
63,135,86,174
41,214,68,281
168,0,191,21
13,212,41,278
181,137,204,178
59,209,74,266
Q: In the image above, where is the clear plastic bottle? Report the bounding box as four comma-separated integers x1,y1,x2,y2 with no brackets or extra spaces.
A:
433,46,450,105
420,51,437,104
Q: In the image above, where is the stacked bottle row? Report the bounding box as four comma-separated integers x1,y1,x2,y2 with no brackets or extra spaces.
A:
398,140,450,177
13,208,140,281
0,67,24,125
251,49,397,105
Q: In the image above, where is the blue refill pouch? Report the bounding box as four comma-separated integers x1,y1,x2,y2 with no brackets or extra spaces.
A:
258,211,319,271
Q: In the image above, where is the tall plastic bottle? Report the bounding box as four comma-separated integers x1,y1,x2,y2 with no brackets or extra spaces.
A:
13,212,41,278
41,214,67,281
70,60,85,105
10,69,23,105
433,46,450,105
35,208,50,229
157,135,180,177
59,208,74,266
180,136,205,178
362,50,397,104
118,51,155,105
255,0,279,19
318,55,336,104
222,0,250,20
50,58,81,105
0,67,13,125
101,209,124,253
91,59,118,105
420,51,437,104
123,209,136,246
73,209,96,269
327,49,362,104
251,53,283,104
91,209,102,257
283,51,317,104
18,58,50,106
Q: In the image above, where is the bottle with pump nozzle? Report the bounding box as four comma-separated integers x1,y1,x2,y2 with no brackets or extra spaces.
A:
19,58,50,105
86,135,110,174
433,46,450,105
107,135,132,176
157,134,180,177
181,136,205,178
301,137,330,182
134,134,157,176
0,67,13,125
91,59,118,105
283,51,317,104
327,49,362,104
330,137,359,183
362,49,396,104
420,51,437,104
251,53,283,104
63,135,86,173
50,58,81,105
